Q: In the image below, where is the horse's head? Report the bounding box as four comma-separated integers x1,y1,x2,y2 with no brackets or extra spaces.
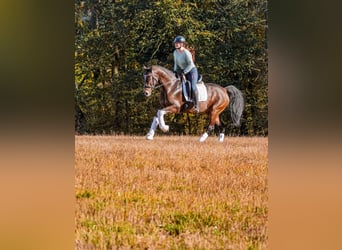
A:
143,66,159,97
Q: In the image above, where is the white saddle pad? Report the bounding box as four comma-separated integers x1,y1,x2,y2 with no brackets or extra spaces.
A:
197,82,208,101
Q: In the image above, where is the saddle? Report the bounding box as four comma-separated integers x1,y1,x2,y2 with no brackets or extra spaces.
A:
181,74,203,102
180,75,207,112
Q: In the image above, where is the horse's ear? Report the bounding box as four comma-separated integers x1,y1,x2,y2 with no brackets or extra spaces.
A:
143,65,149,70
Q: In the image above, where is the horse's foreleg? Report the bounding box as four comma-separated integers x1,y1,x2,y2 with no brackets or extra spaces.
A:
157,109,169,132
146,116,159,140
156,106,180,133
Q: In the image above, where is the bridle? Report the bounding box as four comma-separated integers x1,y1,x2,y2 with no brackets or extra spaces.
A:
143,70,160,90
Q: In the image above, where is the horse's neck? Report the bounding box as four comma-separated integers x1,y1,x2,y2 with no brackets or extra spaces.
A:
157,71,176,90
163,78,179,93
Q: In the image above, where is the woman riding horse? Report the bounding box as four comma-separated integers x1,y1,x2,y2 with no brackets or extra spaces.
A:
173,35,199,113
143,65,244,142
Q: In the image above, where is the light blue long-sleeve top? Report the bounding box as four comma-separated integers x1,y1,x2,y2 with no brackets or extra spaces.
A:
173,49,195,74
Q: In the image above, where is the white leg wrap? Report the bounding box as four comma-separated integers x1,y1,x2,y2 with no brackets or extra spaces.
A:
150,116,159,130
199,132,209,142
157,110,169,132
146,116,159,140
146,130,154,140
218,133,225,142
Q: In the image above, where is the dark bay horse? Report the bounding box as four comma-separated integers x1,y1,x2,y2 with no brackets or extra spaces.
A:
143,65,244,142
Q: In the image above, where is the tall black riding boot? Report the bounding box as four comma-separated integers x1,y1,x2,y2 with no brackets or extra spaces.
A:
193,88,199,113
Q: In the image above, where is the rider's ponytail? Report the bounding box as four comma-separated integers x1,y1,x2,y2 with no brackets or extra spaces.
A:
184,44,196,62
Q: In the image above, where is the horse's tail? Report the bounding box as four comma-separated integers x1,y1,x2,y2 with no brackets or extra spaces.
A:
225,85,244,127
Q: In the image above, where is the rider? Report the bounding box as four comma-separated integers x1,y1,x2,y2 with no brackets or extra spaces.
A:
173,35,199,112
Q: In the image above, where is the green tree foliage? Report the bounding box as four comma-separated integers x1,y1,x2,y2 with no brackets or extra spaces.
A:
75,0,268,135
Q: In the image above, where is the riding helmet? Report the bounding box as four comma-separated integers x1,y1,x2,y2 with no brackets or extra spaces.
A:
173,36,186,43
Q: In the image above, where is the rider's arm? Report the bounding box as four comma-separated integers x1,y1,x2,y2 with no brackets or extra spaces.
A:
183,50,195,74
173,50,179,72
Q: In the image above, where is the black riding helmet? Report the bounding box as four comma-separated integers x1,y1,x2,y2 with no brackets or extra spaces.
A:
173,36,186,43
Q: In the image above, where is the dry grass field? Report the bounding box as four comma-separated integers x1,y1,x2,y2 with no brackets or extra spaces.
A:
75,135,268,249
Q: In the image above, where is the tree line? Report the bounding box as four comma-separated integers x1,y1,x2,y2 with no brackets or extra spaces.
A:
75,0,268,136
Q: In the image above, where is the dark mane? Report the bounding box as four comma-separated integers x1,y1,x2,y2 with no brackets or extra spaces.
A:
152,65,175,79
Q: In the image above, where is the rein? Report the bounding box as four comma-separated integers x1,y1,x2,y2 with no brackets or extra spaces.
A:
144,67,180,92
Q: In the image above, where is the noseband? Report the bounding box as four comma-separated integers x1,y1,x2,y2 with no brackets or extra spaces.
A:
143,71,160,90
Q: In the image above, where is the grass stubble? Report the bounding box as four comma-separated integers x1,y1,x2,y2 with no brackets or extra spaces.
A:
75,135,268,249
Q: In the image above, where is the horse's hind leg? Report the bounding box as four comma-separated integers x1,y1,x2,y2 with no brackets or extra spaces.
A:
199,111,218,142
217,119,225,142
199,112,224,142
199,125,214,142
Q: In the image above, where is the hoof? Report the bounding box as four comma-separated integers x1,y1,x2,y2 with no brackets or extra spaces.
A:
146,135,154,140
160,125,169,132
146,132,154,140
218,133,224,142
199,132,208,142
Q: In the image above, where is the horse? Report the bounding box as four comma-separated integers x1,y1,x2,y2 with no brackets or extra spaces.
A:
143,65,244,142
